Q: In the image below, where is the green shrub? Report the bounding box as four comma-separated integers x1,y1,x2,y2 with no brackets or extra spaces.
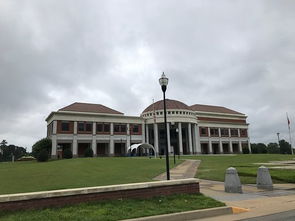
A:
84,147,93,157
63,148,73,159
36,149,49,162
32,138,51,159
242,147,250,154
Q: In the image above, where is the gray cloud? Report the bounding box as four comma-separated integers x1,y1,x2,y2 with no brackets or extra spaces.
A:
1,0,295,150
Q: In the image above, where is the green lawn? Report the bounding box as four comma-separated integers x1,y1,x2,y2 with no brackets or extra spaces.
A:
0,157,181,195
183,154,295,184
1,154,295,195
0,193,225,221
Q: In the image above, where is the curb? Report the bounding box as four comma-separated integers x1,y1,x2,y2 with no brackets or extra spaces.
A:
122,206,233,221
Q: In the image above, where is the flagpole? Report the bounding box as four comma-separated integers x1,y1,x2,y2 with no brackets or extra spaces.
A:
287,113,293,155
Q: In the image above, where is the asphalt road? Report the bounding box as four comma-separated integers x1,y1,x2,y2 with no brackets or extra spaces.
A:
240,210,295,221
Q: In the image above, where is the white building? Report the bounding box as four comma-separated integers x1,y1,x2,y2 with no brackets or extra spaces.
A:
46,100,251,158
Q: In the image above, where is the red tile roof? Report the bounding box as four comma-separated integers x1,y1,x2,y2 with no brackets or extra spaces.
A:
190,104,244,115
142,99,191,113
58,102,123,115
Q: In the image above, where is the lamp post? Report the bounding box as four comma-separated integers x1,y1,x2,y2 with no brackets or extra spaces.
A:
277,132,280,148
159,72,170,180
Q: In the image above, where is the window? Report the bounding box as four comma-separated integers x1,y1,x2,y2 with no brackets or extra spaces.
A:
200,127,208,136
210,128,219,137
78,122,84,131
96,123,110,133
132,124,139,133
231,128,239,137
221,128,229,137
176,111,179,114
78,122,92,133
240,129,248,137
168,111,171,114
114,124,127,133
86,123,92,132
104,124,110,132
61,121,70,131
97,123,103,132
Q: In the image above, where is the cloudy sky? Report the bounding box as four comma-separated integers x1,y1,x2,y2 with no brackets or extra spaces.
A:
1,0,295,151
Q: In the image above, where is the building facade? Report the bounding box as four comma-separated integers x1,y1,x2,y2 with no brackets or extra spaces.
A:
46,100,251,158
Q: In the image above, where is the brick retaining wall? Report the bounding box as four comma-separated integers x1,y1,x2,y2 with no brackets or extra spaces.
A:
0,178,199,211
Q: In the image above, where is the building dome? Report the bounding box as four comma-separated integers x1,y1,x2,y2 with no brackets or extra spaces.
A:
142,99,191,114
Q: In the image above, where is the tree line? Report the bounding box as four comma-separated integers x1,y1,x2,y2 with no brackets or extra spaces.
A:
0,140,27,162
250,139,292,154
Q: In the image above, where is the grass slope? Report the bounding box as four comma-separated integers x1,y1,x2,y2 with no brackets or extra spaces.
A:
184,154,295,183
0,157,180,195
0,193,225,221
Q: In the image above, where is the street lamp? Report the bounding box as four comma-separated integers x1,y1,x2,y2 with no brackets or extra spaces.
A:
159,72,170,180
277,132,280,148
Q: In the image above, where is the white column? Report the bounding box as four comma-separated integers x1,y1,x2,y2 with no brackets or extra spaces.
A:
146,124,149,144
188,123,193,154
127,124,130,153
154,123,159,154
110,123,114,156
141,123,145,143
194,124,201,154
219,140,223,153
74,121,77,135
178,122,183,154
208,127,211,137
73,136,78,157
92,137,97,156
92,122,97,156
248,139,252,153
93,122,96,135
127,123,130,135
229,140,233,153
127,135,131,152
53,121,57,134
238,128,241,137
209,139,213,154
51,135,57,158
239,140,242,153
167,122,171,154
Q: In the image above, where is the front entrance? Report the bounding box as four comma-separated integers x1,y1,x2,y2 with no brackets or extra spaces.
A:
232,143,240,153
114,142,126,156
57,143,72,159
97,143,109,156
212,143,220,154
78,143,91,157
223,143,230,154
201,143,209,154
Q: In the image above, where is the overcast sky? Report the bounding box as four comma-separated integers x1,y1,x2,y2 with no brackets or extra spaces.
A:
1,0,295,151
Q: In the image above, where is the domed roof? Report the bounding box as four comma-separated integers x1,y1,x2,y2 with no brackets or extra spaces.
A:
142,99,191,113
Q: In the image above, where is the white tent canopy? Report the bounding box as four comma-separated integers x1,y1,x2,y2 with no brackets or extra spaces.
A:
127,143,156,158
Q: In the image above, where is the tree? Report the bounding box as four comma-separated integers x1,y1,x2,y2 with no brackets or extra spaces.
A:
36,149,49,162
267,143,280,154
0,140,27,162
279,139,292,154
0,139,7,155
84,147,93,157
251,143,267,154
32,138,52,161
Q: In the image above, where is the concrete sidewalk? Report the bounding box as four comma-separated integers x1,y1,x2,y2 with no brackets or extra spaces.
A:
153,160,295,220
198,180,295,220
153,160,200,180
